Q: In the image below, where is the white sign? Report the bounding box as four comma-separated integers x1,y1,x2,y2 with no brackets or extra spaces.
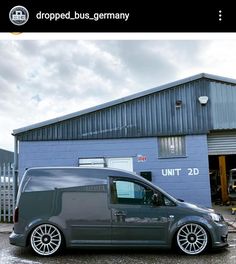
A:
187,168,199,176
161,168,200,176
162,168,182,176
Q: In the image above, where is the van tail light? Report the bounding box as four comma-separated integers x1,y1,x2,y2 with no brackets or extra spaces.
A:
14,207,19,223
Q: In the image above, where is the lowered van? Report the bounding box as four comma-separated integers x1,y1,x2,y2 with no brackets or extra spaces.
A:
9,167,228,256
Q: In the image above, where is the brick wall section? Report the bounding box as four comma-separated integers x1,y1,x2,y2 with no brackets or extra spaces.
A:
19,135,211,206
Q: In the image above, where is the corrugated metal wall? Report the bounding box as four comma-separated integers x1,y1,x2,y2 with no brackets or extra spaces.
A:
208,133,236,155
17,79,211,141
210,81,236,129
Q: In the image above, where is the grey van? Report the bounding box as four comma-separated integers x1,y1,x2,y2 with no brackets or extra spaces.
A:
9,167,228,256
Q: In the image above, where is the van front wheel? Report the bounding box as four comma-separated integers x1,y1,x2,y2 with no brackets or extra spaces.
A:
30,224,62,256
176,223,208,255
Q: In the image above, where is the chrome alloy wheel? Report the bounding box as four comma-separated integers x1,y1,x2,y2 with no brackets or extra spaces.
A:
177,223,208,255
30,224,62,256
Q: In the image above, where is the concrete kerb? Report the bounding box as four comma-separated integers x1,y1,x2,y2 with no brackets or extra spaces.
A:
0,223,13,234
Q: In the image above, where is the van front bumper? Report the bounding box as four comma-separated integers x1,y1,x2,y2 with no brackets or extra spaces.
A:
9,231,27,247
211,221,229,249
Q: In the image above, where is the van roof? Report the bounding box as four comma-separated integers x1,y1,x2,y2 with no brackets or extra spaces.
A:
25,166,139,178
26,166,135,173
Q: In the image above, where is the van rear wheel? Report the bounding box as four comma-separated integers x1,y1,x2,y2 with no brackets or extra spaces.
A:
30,224,62,256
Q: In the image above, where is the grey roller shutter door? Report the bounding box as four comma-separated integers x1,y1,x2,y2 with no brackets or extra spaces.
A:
208,133,236,155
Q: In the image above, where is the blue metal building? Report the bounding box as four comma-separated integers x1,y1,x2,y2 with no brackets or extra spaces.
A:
13,73,236,207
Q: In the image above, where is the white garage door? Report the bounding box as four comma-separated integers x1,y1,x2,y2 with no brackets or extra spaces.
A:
208,132,236,155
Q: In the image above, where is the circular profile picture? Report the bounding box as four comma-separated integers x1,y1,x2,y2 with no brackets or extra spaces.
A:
9,6,29,26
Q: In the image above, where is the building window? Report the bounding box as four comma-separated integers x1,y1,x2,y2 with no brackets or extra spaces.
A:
78,158,105,167
158,136,186,158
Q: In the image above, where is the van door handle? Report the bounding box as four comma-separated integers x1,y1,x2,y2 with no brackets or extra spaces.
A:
114,210,126,216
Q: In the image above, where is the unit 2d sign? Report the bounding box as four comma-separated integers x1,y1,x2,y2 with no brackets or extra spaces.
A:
161,168,200,176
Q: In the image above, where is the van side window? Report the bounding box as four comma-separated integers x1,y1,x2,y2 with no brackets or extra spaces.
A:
111,179,155,205
163,195,176,206
23,169,107,192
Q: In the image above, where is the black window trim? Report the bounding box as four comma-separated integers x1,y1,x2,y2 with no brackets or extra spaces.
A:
108,176,176,207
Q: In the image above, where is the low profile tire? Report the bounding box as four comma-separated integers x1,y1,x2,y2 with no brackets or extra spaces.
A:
176,223,208,255
30,224,62,256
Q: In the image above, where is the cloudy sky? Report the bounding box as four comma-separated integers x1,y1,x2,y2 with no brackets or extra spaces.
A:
1,39,236,151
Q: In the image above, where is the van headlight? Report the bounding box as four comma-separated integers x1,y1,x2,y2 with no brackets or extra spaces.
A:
209,212,222,222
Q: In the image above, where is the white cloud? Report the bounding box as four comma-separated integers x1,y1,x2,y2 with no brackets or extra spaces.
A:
0,39,236,151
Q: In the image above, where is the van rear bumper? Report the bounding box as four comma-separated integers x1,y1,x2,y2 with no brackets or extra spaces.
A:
9,231,27,247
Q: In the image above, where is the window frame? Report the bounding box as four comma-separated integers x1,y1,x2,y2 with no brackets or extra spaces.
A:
109,177,176,207
158,136,186,159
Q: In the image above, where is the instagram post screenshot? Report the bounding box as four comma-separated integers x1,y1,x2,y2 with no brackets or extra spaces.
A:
0,1,236,263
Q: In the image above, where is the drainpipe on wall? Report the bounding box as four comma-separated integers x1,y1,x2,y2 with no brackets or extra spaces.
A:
13,135,19,204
